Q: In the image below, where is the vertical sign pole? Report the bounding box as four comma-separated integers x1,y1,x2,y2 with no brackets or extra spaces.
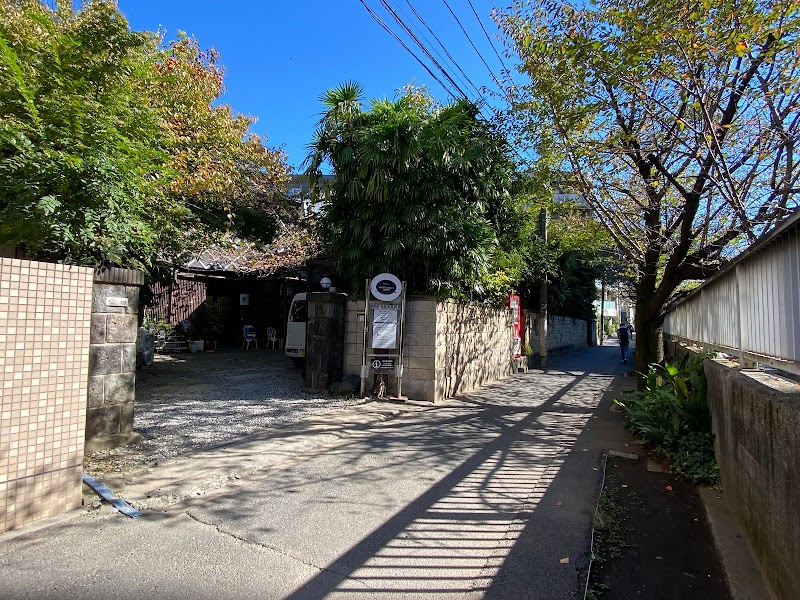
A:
396,283,407,398
360,279,370,398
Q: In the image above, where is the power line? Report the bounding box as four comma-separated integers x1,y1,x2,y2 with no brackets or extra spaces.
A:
465,0,515,84
440,0,503,90
359,1,532,167
358,0,458,100
380,1,500,122
401,0,486,101
377,0,471,100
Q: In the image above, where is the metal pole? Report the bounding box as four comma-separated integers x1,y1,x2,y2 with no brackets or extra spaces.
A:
396,284,407,398
538,208,548,368
359,279,369,398
600,274,606,345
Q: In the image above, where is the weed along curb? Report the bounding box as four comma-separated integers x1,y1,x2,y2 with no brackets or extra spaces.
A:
585,449,730,600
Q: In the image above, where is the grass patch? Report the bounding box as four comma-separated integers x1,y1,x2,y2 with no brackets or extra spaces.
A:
587,473,635,599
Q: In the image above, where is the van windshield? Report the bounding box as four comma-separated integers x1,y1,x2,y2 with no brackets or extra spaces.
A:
289,300,307,323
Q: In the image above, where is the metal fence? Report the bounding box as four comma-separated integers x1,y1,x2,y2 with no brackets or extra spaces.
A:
663,211,800,377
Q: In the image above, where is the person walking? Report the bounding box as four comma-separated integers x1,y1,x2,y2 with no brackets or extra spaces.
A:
617,322,630,363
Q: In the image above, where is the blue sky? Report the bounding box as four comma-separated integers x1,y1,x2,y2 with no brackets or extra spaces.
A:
116,0,516,173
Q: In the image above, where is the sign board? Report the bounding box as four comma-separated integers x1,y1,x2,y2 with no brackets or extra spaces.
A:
105,297,129,308
371,358,395,371
370,273,402,302
240,293,250,306
371,307,398,349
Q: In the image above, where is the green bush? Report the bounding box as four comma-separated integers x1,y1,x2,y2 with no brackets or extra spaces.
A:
615,353,720,486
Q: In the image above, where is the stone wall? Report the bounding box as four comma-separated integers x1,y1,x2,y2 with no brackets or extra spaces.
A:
0,258,93,532
704,358,800,600
86,267,144,452
525,312,589,360
436,300,515,400
344,297,514,403
305,292,347,391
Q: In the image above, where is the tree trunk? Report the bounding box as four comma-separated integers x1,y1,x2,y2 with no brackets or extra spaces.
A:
634,293,664,389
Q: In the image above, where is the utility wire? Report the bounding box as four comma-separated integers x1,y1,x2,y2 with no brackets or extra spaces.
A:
359,0,531,167
358,0,458,100
381,0,499,122
440,0,504,89
465,0,515,84
377,0,471,100
402,0,486,101
392,2,481,100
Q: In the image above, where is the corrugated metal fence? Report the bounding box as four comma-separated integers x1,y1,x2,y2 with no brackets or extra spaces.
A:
663,212,800,377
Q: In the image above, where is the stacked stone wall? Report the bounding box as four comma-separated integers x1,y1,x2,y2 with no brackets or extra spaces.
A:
86,267,144,451
436,301,514,399
305,292,347,391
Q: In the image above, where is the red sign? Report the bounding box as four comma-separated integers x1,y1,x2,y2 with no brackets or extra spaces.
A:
509,294,522,357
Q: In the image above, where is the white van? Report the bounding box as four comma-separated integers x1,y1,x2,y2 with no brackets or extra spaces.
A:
285,293,307,366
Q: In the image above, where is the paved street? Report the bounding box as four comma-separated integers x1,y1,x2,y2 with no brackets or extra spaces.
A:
0,344,633,600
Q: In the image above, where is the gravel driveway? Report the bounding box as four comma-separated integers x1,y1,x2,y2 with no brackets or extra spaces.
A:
85,349,362,478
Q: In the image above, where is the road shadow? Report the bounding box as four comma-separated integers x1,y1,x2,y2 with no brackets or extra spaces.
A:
220,345,629,599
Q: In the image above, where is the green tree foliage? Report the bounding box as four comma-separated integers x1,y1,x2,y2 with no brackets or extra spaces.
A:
496,0,800,380
148,34,290,244
0,0,289,273
0,0,173,268
306,82,520,298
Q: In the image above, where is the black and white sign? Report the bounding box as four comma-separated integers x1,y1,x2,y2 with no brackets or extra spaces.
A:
372,307,398,349
371,358,395,371
370,273,402,302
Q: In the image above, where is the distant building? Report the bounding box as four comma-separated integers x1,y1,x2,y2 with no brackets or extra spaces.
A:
288,173,334,216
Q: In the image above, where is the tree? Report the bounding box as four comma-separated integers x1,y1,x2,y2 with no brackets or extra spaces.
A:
496,0,800,381
0,0,290,274
0,0,174,269
306,82,519,298
148,34,291,246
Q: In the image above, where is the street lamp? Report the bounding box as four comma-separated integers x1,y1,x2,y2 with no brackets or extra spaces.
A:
320,276,332,291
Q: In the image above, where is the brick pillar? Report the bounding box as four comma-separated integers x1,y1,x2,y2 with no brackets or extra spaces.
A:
86,267,144,452
305,292,347,391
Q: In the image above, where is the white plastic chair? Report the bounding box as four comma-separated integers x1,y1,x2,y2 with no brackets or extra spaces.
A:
242,325,258,350
265,327,281,349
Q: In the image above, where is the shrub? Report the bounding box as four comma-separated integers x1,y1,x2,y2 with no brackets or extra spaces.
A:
615,353,720,486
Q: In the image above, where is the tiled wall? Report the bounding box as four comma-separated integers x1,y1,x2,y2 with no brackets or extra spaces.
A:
0,258,93,532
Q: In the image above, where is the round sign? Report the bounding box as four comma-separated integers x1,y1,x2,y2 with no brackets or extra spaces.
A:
370,273,402,302
371,359,382,369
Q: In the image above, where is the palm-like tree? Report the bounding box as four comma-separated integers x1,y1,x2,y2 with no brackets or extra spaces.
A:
306,83,514,296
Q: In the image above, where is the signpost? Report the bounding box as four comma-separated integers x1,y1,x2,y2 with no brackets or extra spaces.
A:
360,273,406,398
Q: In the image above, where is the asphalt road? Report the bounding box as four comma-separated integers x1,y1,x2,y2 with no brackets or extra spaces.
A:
0,344,632,600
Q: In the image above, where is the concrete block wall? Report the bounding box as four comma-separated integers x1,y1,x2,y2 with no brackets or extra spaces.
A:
344,297,513,402
526,313,589,358
0,258,93,532
437,300,514,400
399,298,441,401
704,359,800,600
86,267,144,452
